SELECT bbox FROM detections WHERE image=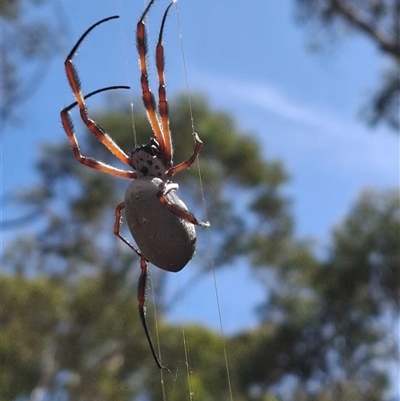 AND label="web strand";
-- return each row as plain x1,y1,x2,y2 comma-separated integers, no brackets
174,3,234,401
148,269,167,400
176,274,195,401
116,0,138,147
118,0,167,397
